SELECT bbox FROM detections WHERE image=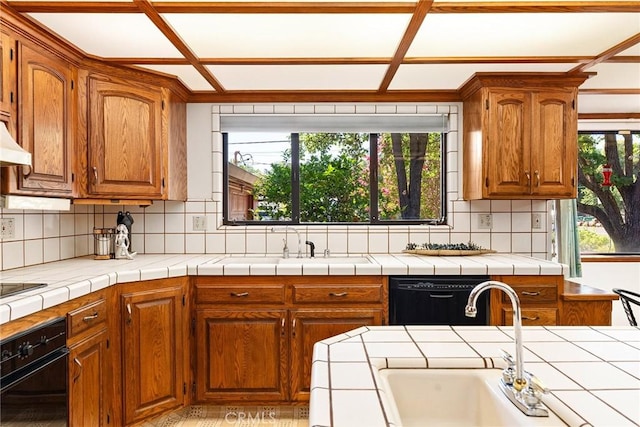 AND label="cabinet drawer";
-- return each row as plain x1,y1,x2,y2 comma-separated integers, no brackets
292,284,383,304
67,299,107,338
503,308,557,326
503,284,557,304
196,284,286,305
